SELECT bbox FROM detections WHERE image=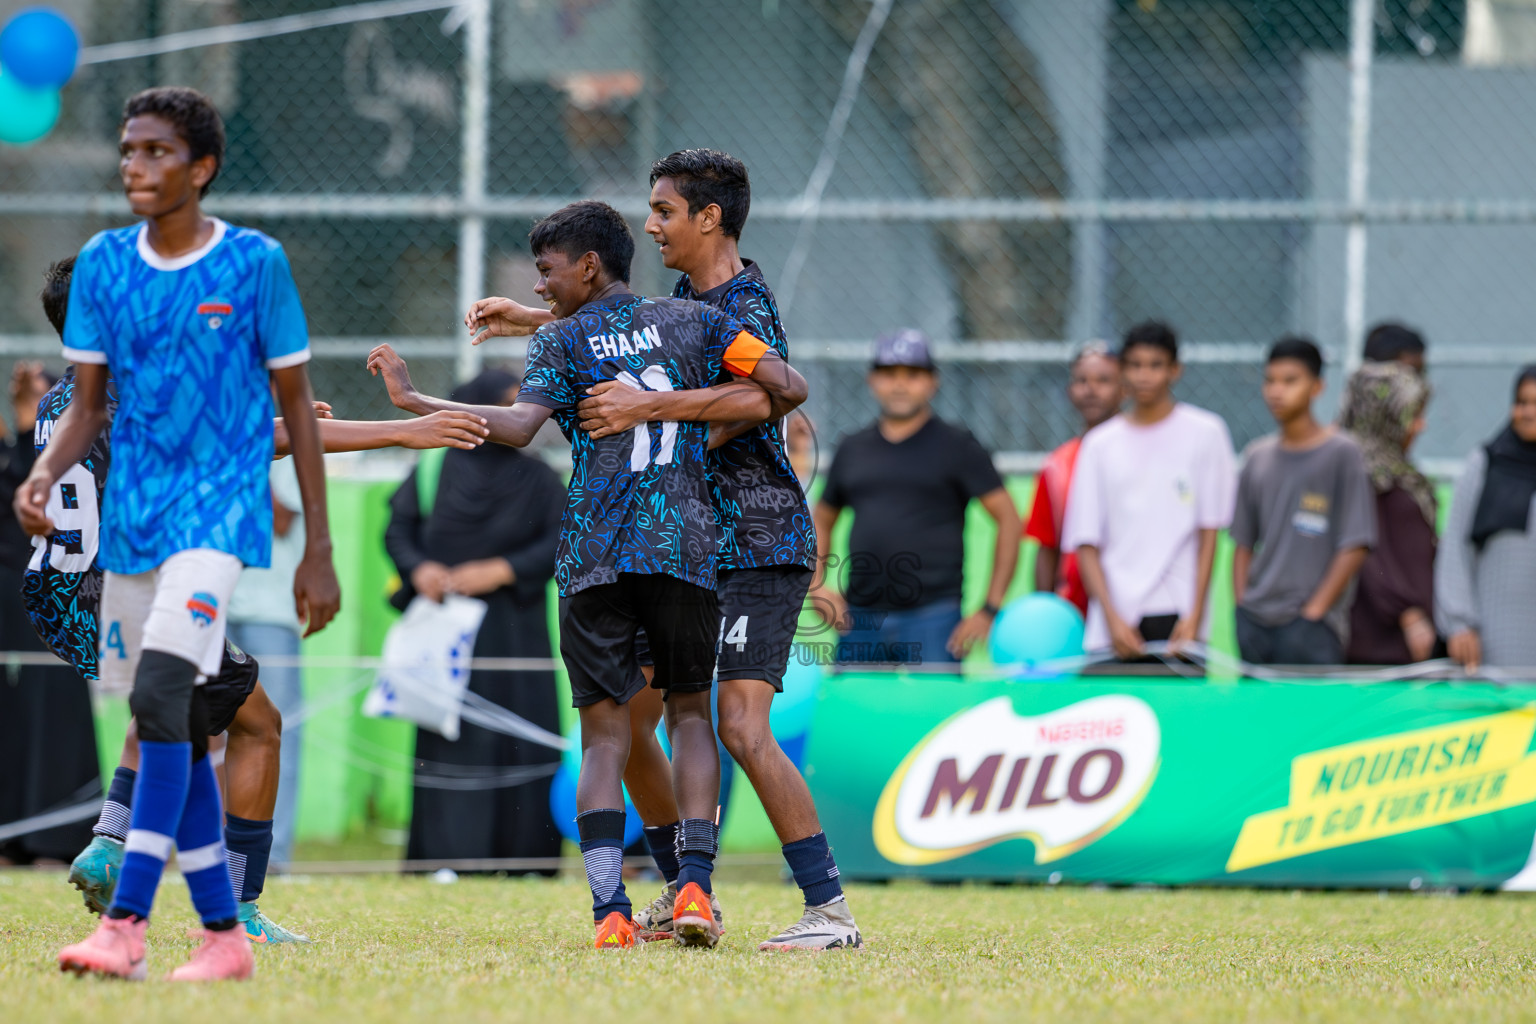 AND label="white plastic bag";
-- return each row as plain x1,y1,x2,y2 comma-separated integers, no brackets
363,594,488,740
